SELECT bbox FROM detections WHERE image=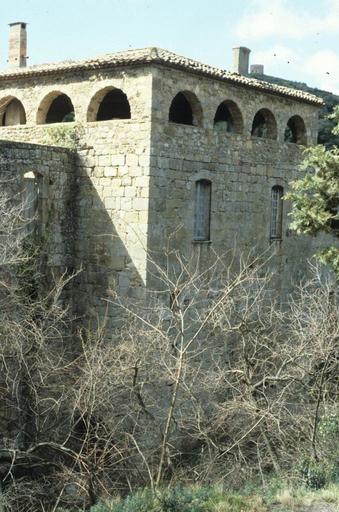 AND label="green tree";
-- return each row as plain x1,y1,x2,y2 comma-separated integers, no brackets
286,107,339,277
